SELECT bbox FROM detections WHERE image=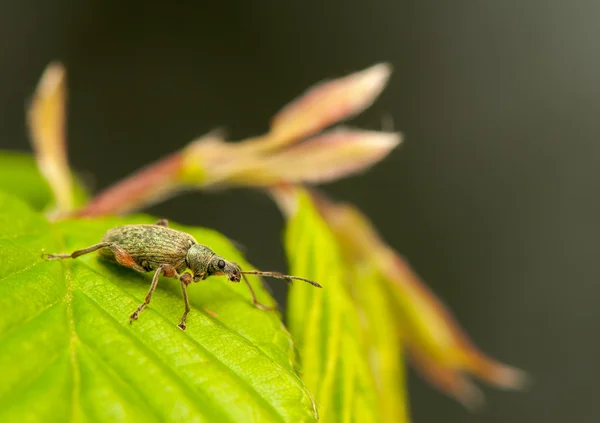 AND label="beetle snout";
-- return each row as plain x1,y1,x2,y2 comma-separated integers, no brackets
229,269,241,282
